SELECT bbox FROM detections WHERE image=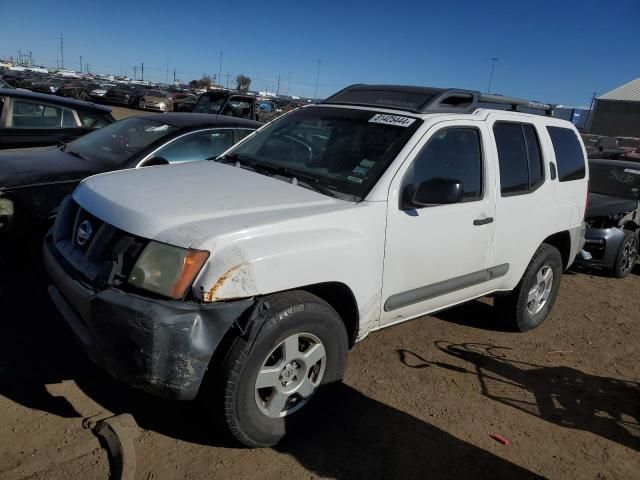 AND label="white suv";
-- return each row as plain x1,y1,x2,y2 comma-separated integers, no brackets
44,85,588,447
